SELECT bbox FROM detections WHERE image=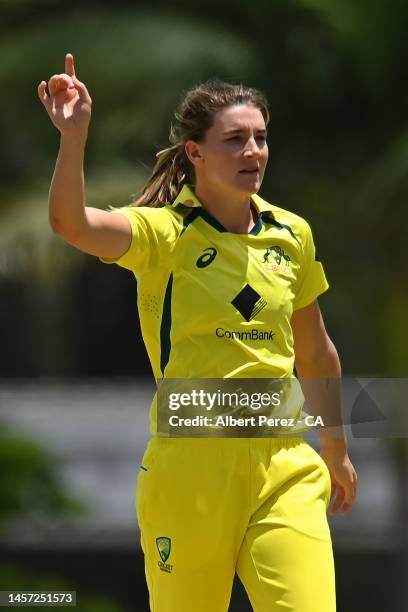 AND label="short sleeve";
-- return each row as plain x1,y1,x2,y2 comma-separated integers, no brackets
98,205,178,276
292,220,329,310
